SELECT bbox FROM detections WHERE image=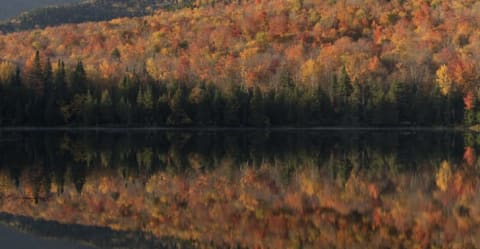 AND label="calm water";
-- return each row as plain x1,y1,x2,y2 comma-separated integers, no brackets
0,130,478,248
